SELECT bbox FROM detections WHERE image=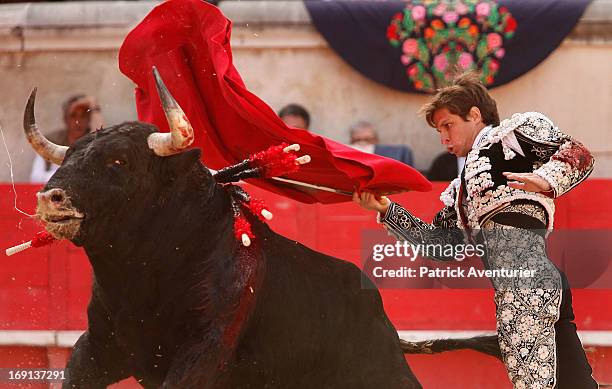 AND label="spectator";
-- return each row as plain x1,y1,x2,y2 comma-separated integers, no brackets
349,121,414,166
30,94,102,183
427,151,465,181
278,103,310,130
